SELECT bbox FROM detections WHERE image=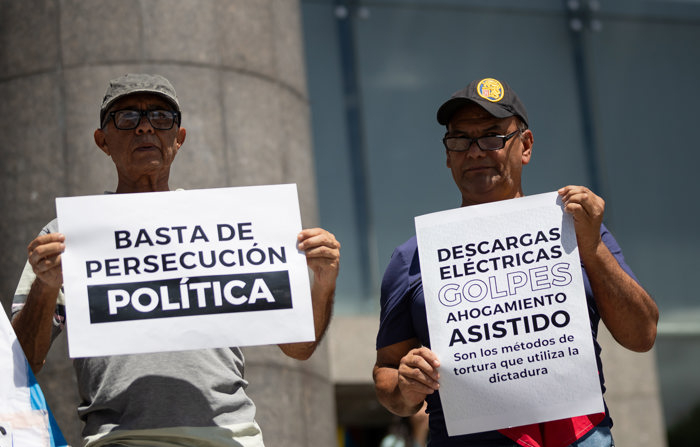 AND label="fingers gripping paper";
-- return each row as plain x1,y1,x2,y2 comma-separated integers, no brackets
414,192,603,436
